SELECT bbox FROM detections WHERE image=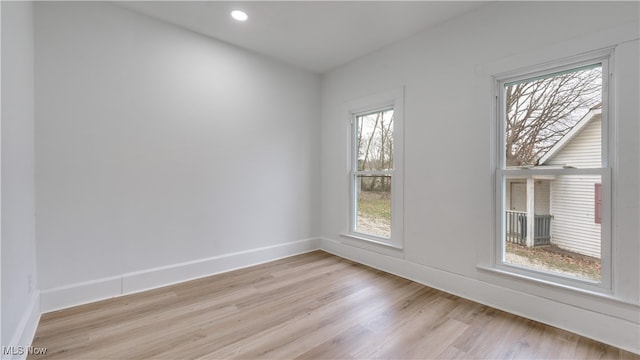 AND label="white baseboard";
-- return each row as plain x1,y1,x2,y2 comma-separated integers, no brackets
3,291,41,360
320,237,640,355
33,236,639,354
40,238,320,313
